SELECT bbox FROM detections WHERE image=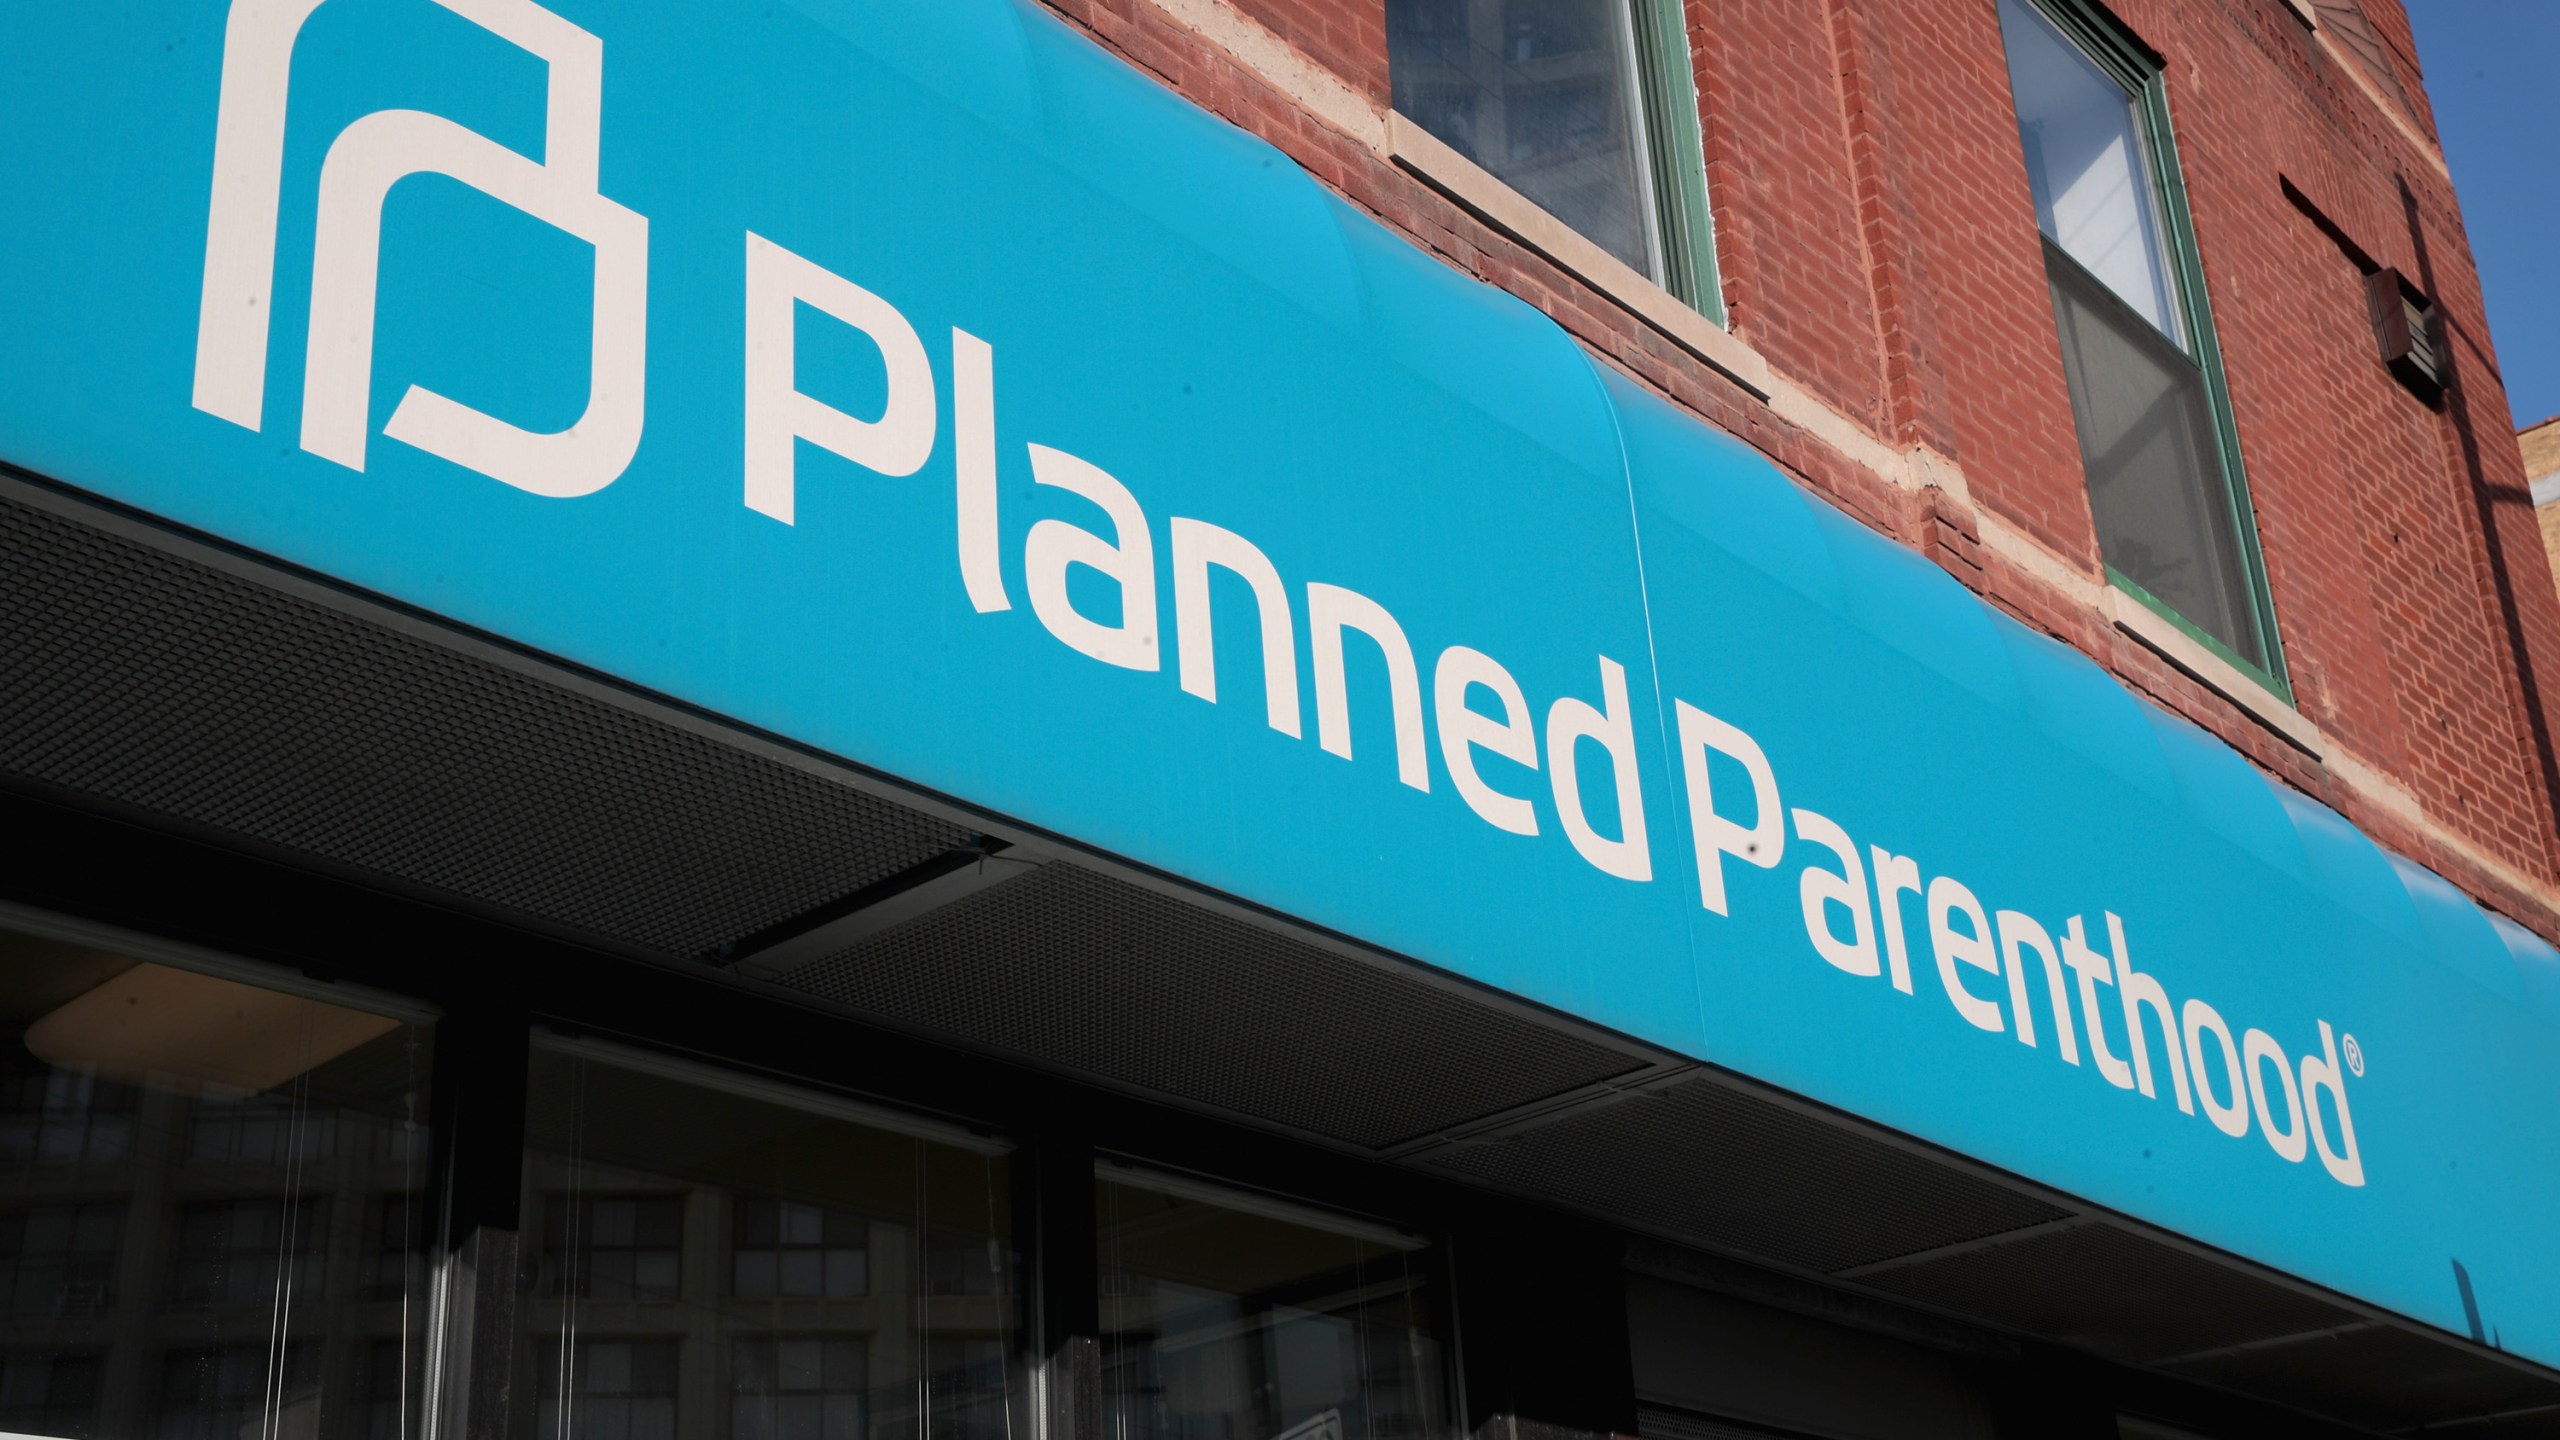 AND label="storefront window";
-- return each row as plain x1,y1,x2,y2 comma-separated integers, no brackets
0,920,435,1440
1097,1164,1445,1440
516,1043,1017,1440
